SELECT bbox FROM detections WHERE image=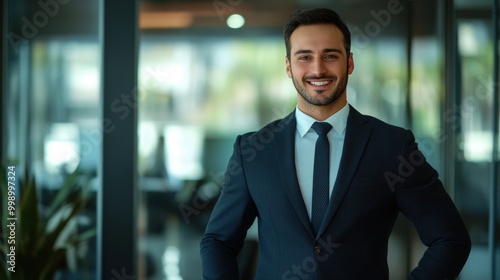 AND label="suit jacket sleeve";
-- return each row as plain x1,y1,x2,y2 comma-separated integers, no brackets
200,135,258,280
393,130,471,280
